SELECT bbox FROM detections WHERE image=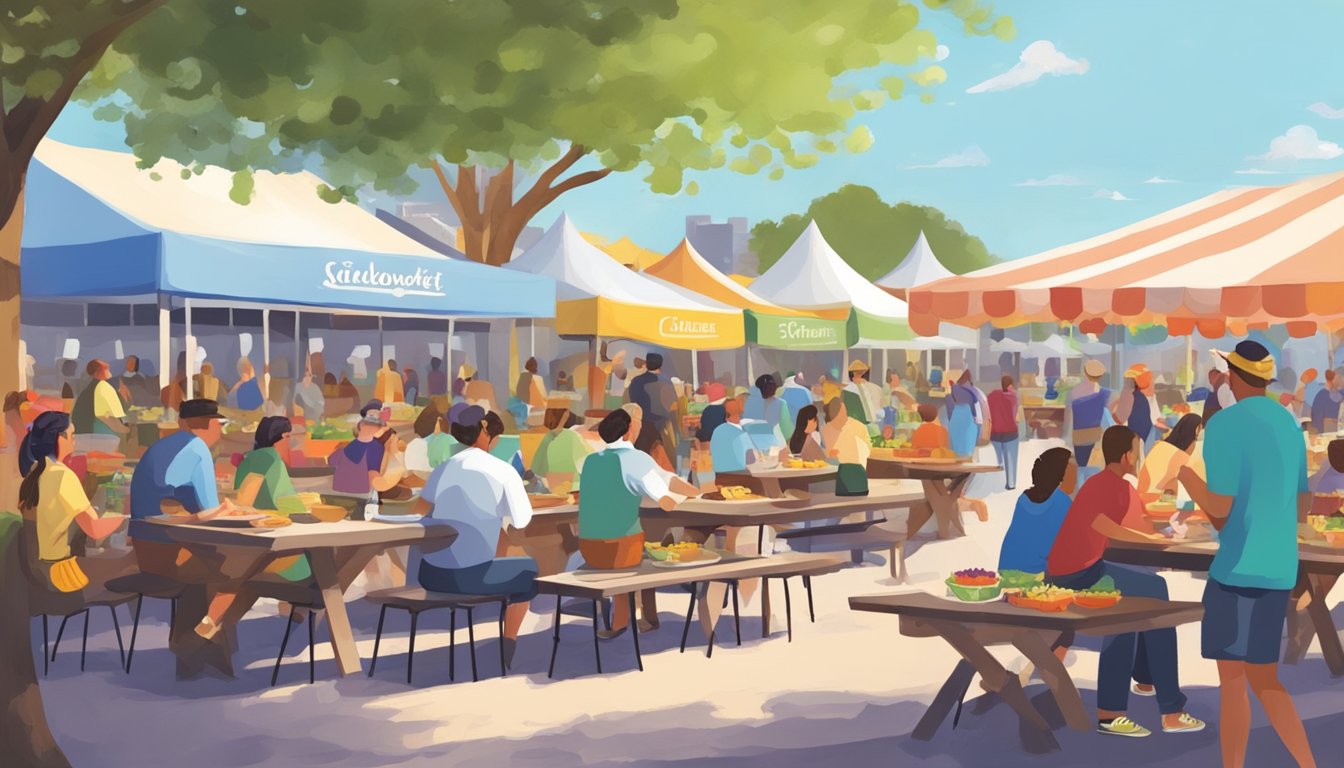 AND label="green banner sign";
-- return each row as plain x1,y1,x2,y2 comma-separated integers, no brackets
853,308,916,343
745,310,857,351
